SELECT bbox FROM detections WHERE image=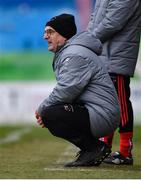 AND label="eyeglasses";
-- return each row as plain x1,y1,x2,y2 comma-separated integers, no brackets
44,28,56,36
